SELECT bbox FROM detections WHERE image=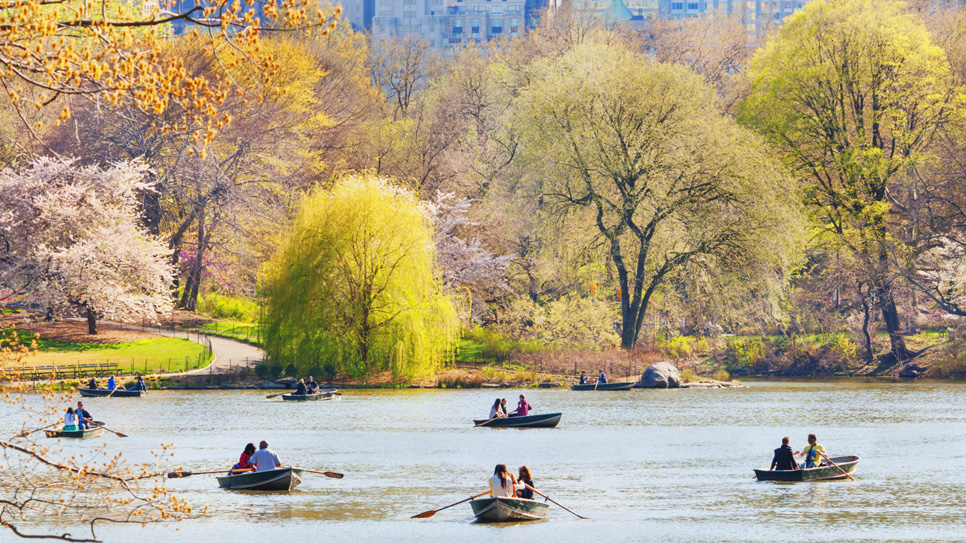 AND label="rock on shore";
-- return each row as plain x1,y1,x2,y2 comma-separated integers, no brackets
639,362,681,388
